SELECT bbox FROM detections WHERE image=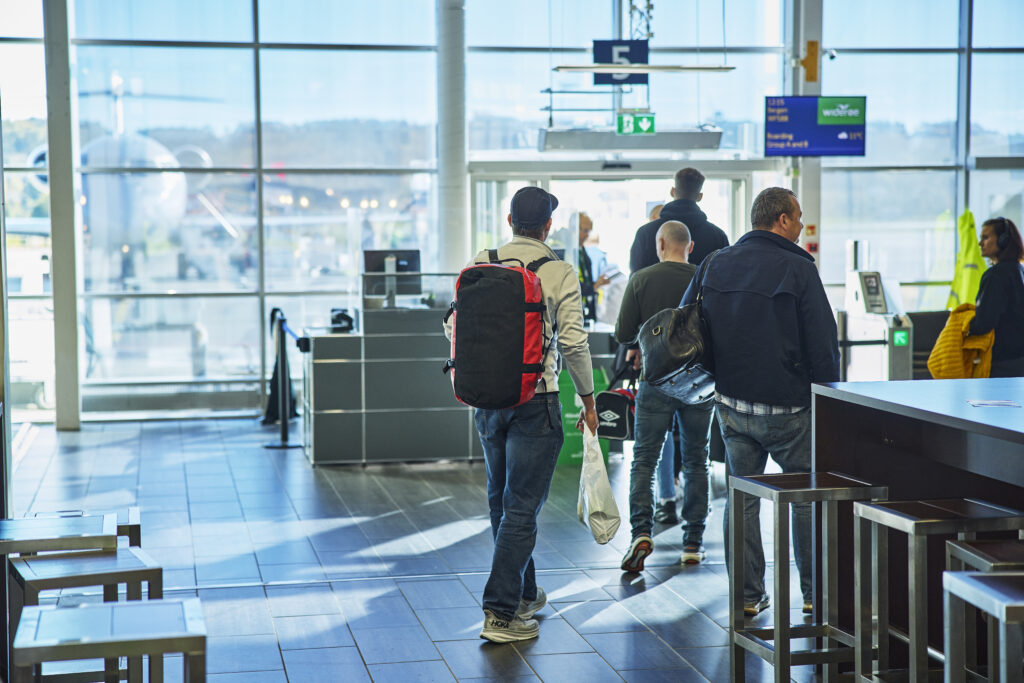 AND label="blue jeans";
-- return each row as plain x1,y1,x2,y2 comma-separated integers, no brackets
475,393,563,620
655,418,677,502
717,401,812,604
629,382,713,545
